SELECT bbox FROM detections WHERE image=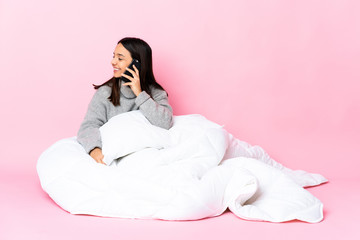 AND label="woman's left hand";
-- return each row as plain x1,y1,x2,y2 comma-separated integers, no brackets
122,65,142,96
